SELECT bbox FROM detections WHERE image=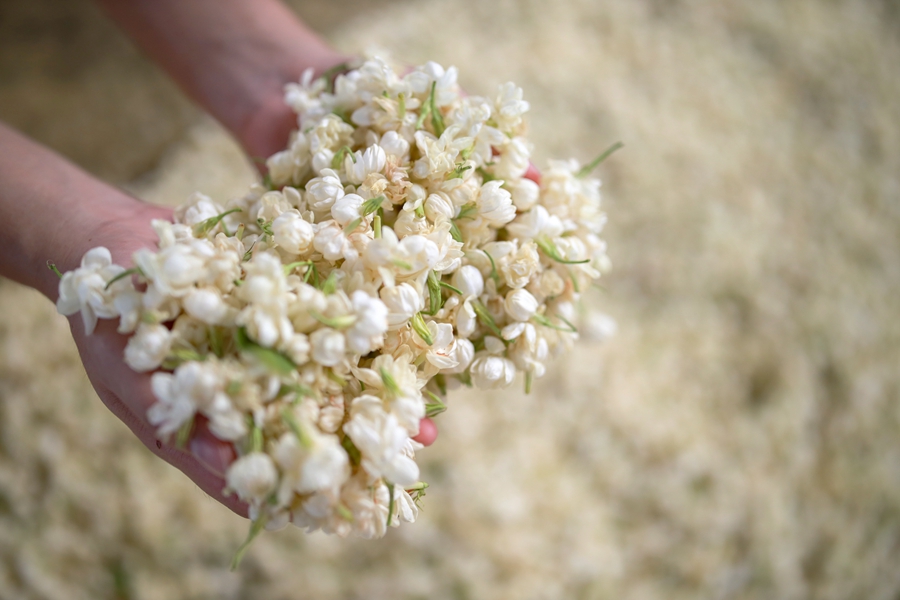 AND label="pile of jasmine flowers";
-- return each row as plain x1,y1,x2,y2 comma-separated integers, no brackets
55,56,615,557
